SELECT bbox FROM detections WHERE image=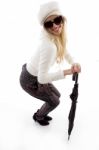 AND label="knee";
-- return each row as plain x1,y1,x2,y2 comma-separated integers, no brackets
51,98,60,108
56,99,60,106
